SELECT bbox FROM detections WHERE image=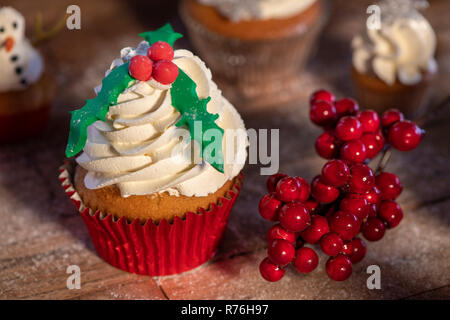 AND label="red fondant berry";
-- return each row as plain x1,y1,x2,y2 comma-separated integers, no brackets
304,198,319,213
268,239,295,266
148,41,174,61
278,201,311,232
321,159,350,187
375,172,403,200
311,176,340,204
294,177,311,202
356,110,380,133
310,100,338,127
340,140,367,163
326,255,353,281
381,109,404,128
152,60,179,84
388,120,423,151
315,131,341,159
300,215,330,244
349,238,367,264
348,163,375,193
334,98,360,117
260,257,285,282
339,193,369,222
362,217,386,241
266,173,288,193
267,224,297,245
341,241,353,256
360,133,384,159
379,200,403,228
335,116,363,141
320,232,344,256
329,211,360,241
129,55,153,81
276,177,301,202
293,247,319,274
258,193,282,221
310,89,335,105
364,186,382,207
367,203,378,217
